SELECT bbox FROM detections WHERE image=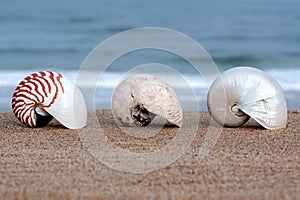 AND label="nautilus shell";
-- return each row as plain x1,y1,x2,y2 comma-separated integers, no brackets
12,71,87,129
207,67,287,129
112,74,183,127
